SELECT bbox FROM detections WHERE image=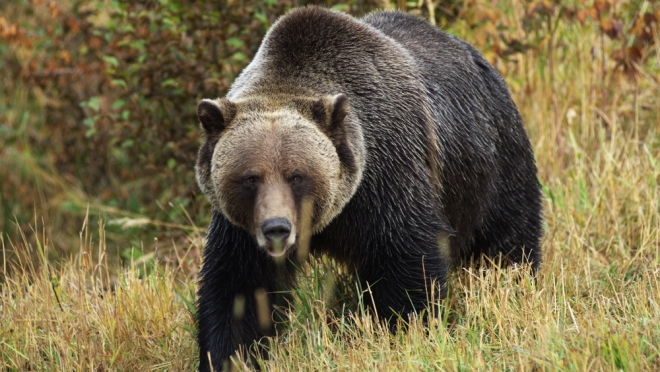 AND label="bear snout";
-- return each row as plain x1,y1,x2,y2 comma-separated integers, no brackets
261,218,292,243
253,182,298,257
257,217,296,258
